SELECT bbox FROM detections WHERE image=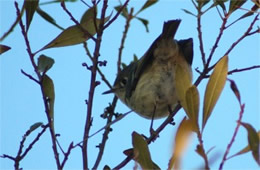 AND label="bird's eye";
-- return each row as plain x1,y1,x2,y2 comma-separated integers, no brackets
120,77,127,87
